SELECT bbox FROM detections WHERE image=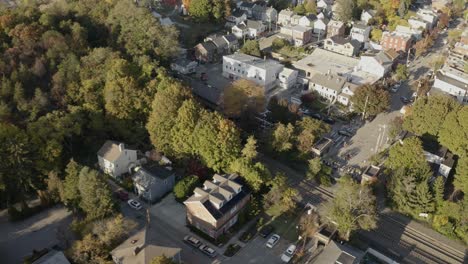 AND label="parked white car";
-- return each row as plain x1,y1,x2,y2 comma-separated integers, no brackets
281,244,297,262
127,199,142,210
266,234,280,248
